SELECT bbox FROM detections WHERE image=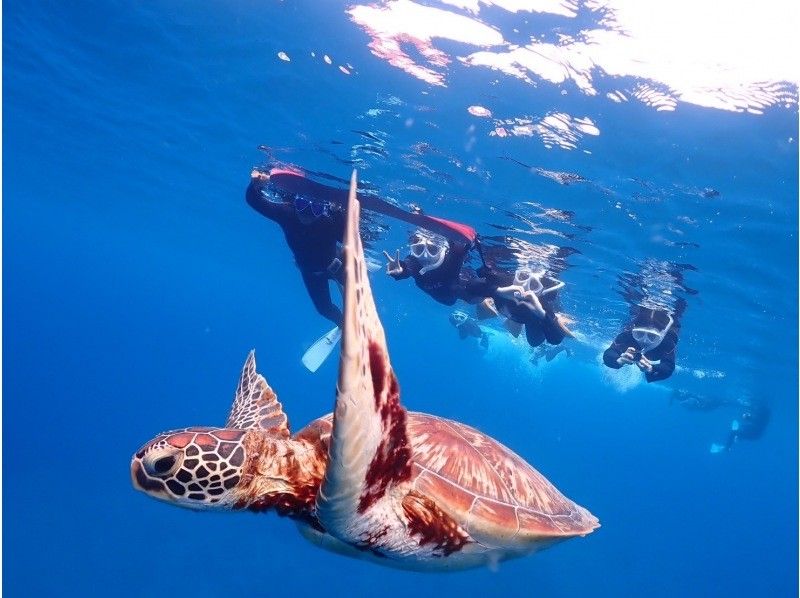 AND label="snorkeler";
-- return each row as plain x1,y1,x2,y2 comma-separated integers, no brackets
384,232,573,350
710,399,770,454
384,230,479,306
478,265,573,348
603,261,695,382
449,309,489,348
602,305,682,383
246,169,345,327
